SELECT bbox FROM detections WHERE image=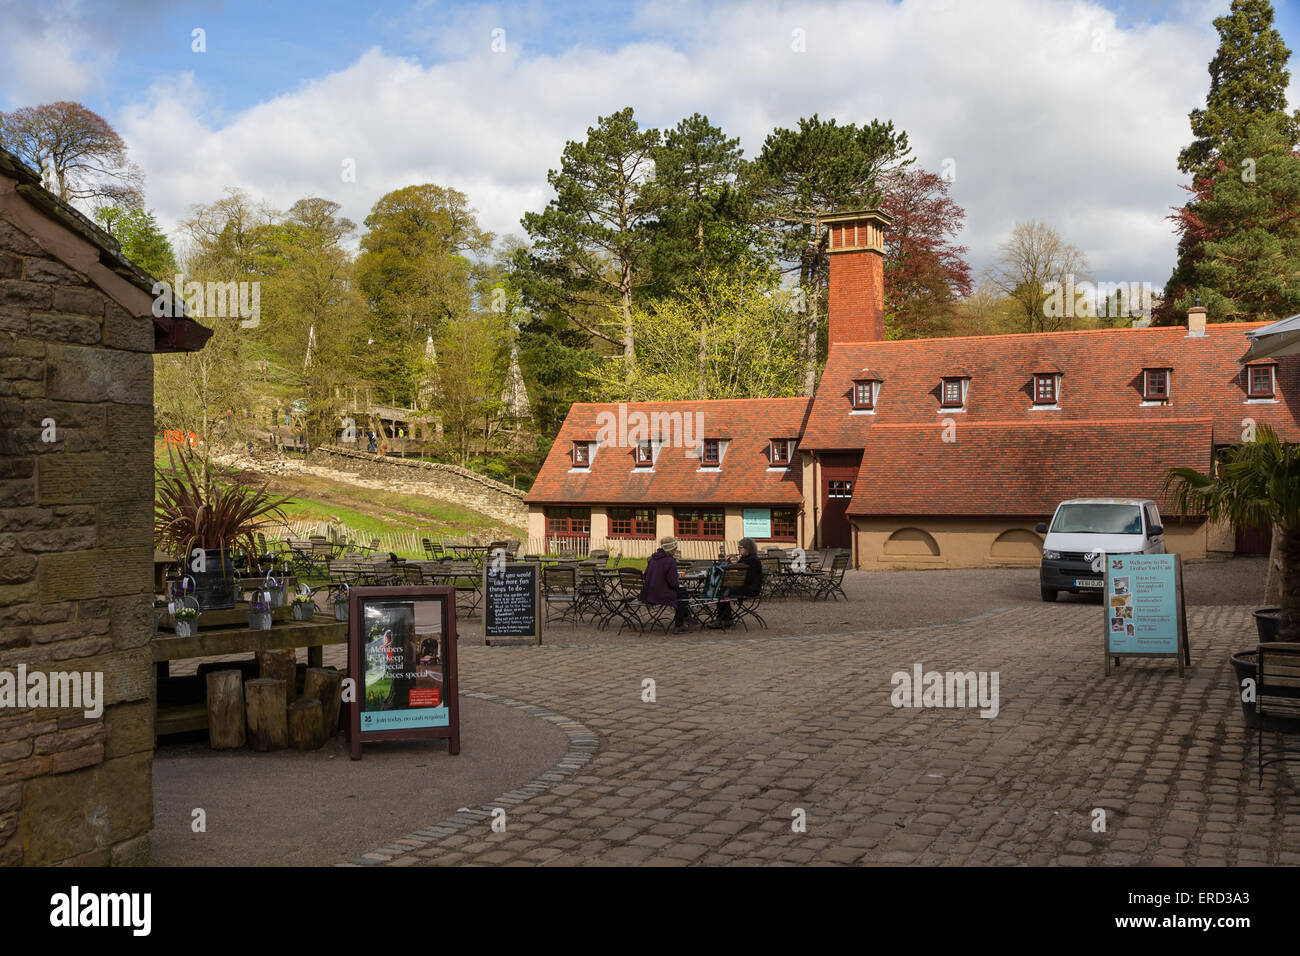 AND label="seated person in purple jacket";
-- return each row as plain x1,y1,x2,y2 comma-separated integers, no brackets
639,536,691,633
